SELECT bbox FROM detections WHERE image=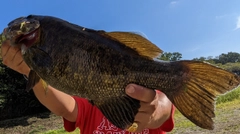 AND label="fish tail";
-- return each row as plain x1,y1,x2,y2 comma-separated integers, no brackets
159,61,240,130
